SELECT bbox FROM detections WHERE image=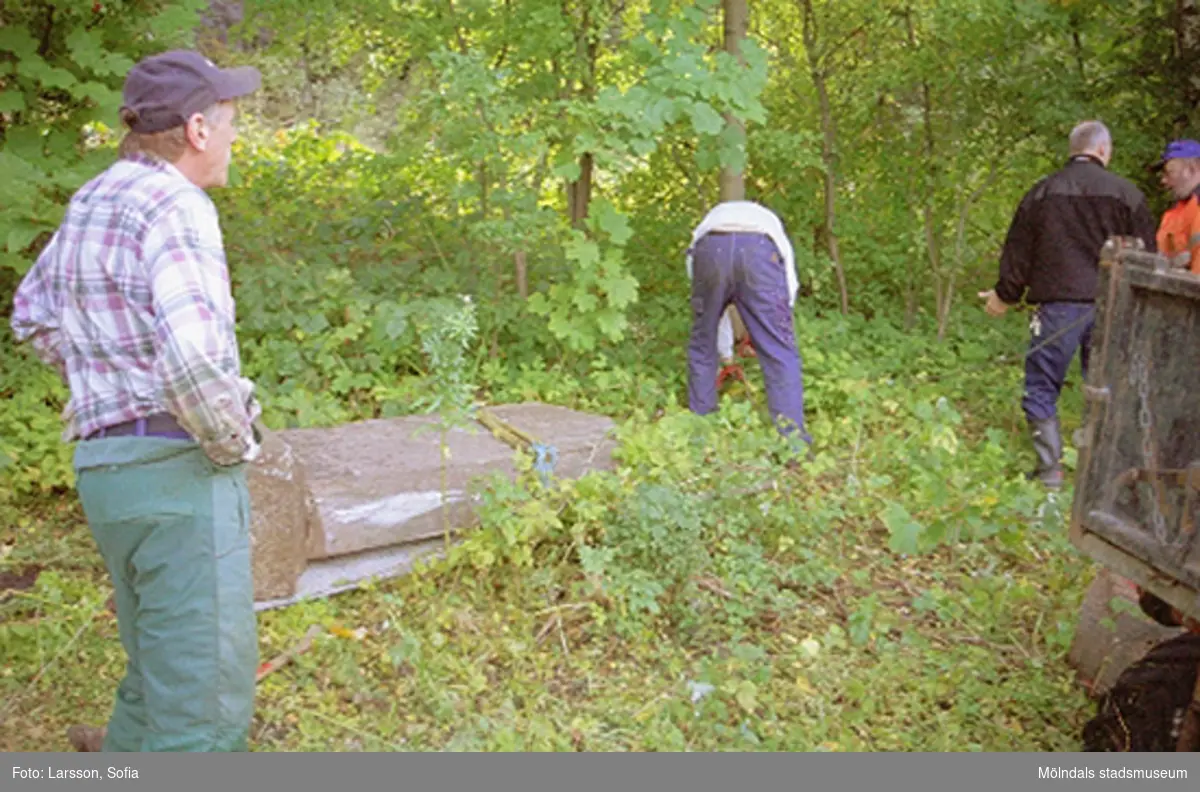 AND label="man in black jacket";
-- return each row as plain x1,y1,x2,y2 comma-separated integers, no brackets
980,120,1157,488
